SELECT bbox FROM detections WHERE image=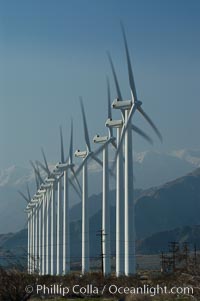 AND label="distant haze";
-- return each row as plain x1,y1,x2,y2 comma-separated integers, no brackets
0,148,199,234
0,0,200,168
